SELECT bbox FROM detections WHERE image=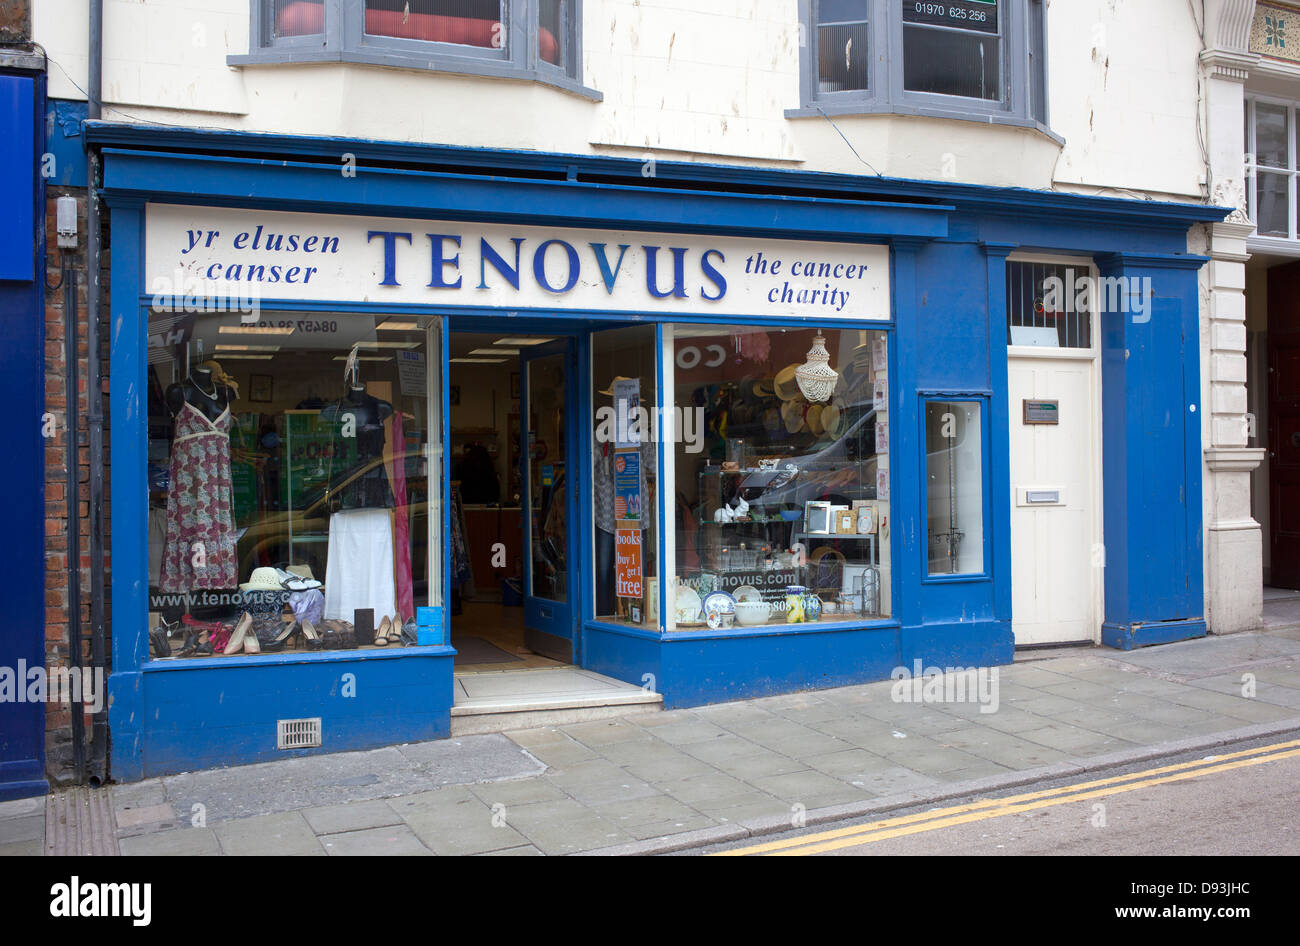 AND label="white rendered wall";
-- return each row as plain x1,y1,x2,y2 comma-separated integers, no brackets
33,0,1207,197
